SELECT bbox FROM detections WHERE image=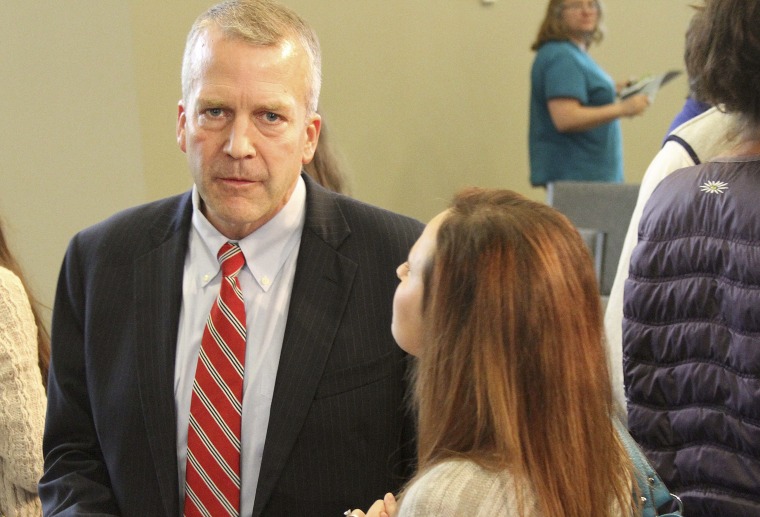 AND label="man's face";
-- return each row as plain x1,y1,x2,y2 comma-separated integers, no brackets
177,26,321,240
